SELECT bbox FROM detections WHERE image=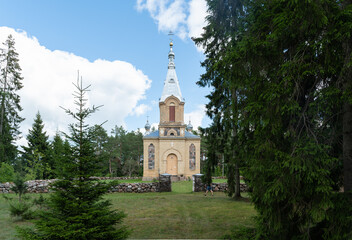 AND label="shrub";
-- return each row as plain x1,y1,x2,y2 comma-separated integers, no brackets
0,162,15,183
